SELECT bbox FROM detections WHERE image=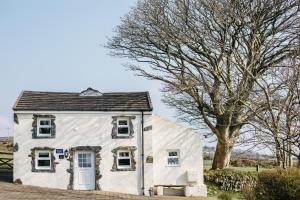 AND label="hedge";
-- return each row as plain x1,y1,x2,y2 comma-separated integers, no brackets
204,169,257,192
254,168,300,200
